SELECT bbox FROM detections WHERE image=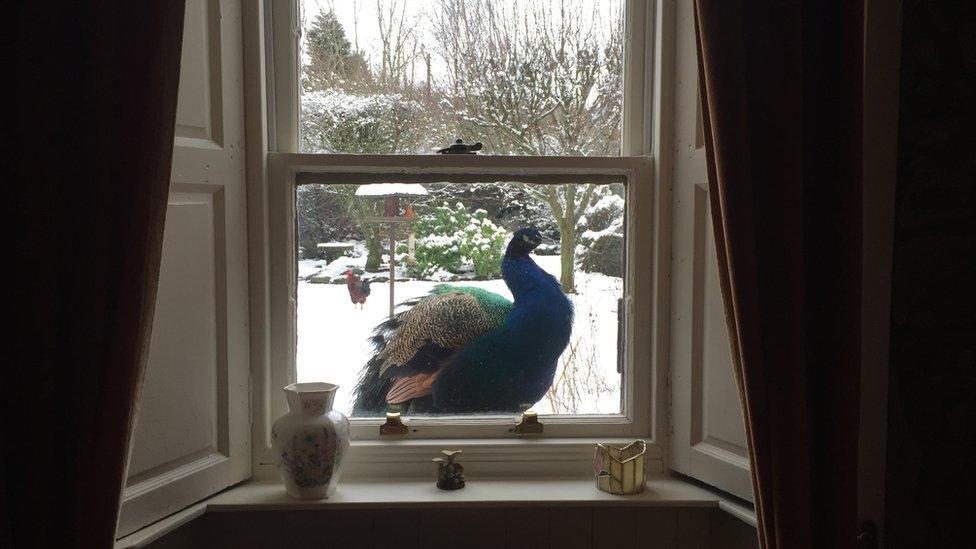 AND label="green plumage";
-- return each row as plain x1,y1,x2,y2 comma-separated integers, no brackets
430,284,513,327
